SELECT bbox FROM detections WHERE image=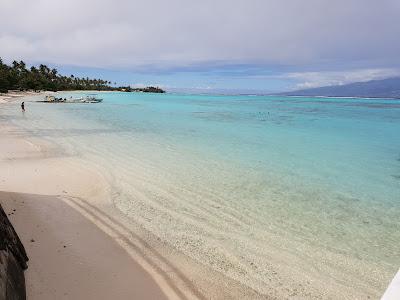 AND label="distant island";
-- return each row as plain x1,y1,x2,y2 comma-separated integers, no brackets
280,77,400,99
0,58,165,94
118,86,165,93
